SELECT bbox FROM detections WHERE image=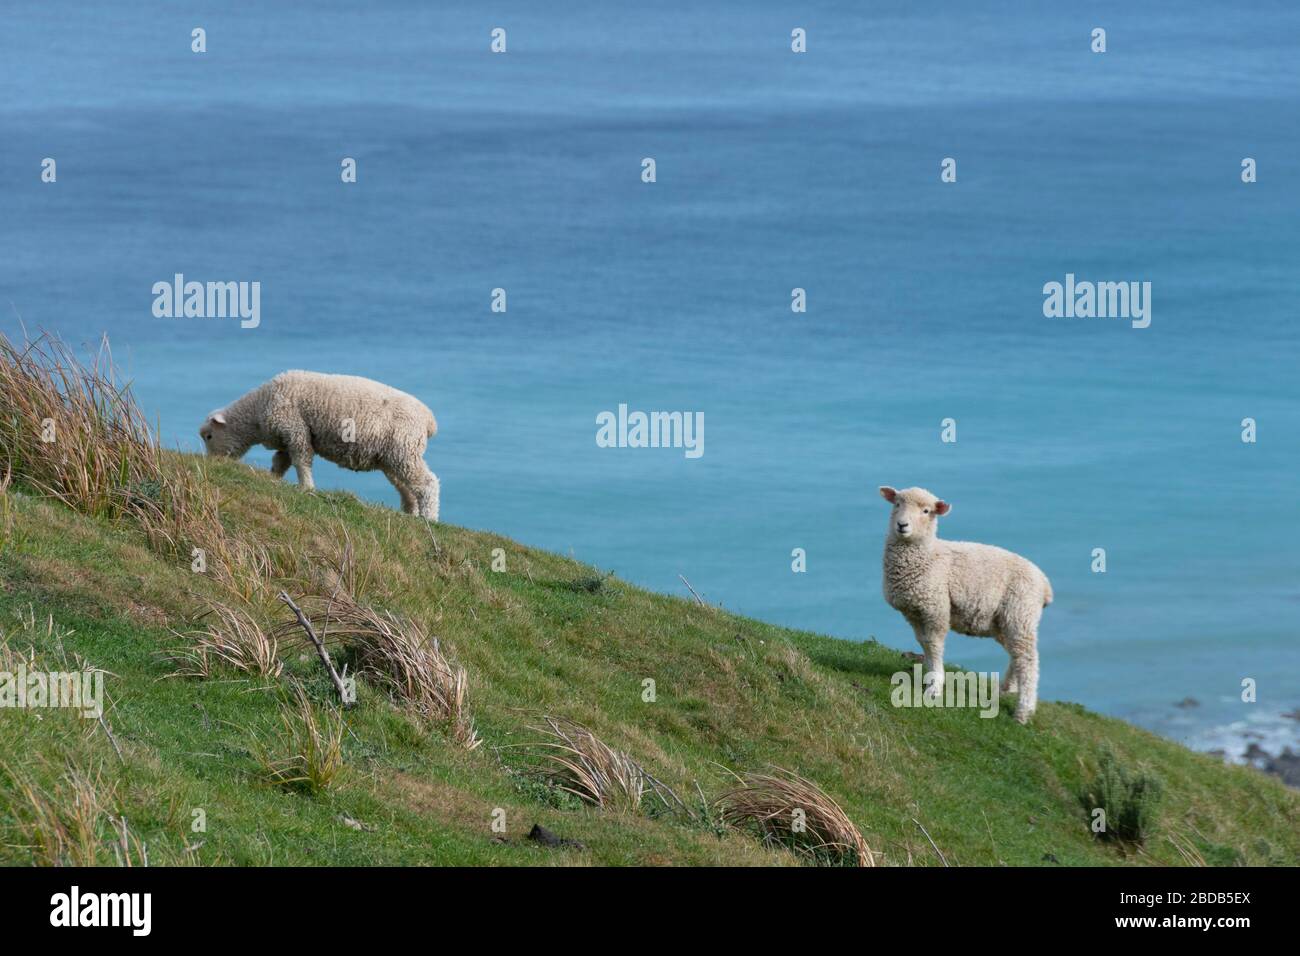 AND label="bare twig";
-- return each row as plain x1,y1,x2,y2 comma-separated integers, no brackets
278,591,351,707
678,574,707,607
913,817,949,867
97,714,125,763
